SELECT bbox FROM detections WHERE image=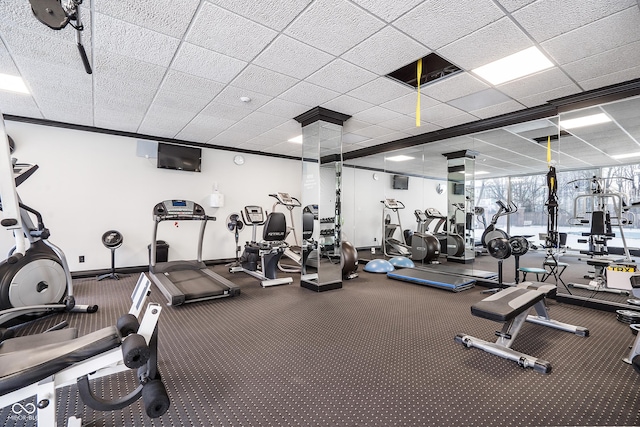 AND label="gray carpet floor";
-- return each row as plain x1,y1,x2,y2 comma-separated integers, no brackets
1,259,640,426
